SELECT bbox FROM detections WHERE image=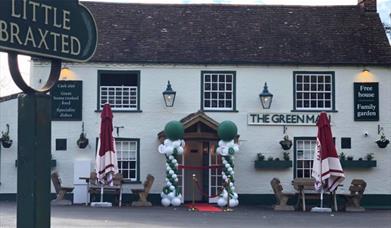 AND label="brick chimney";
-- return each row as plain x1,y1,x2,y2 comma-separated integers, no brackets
358,0,377,12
